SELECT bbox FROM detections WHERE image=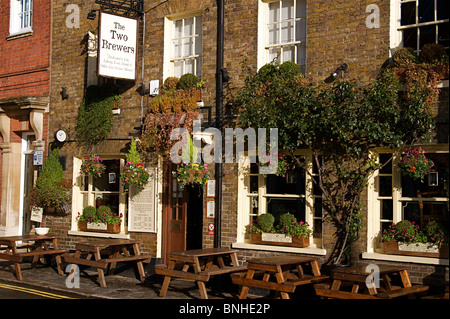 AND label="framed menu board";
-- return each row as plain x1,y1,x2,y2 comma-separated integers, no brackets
128,167,157,232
